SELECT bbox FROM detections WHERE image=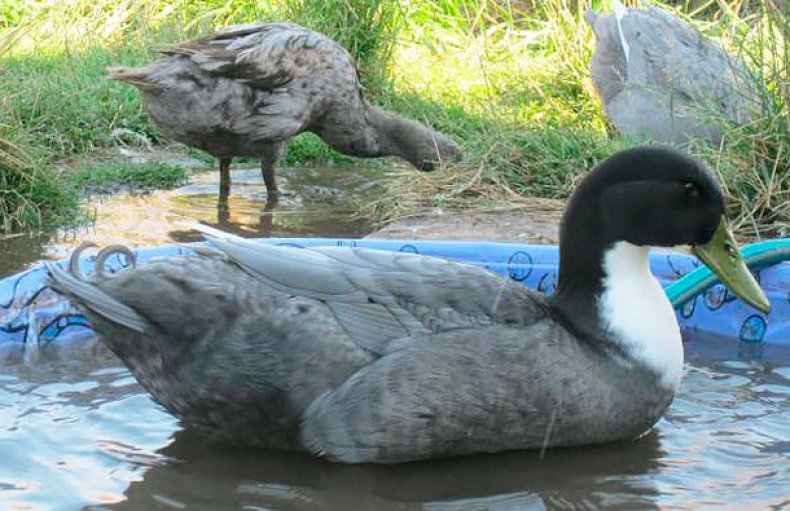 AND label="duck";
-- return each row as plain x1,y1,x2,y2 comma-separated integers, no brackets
586,1,759,145
107,22,463,198
46,146,769,464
